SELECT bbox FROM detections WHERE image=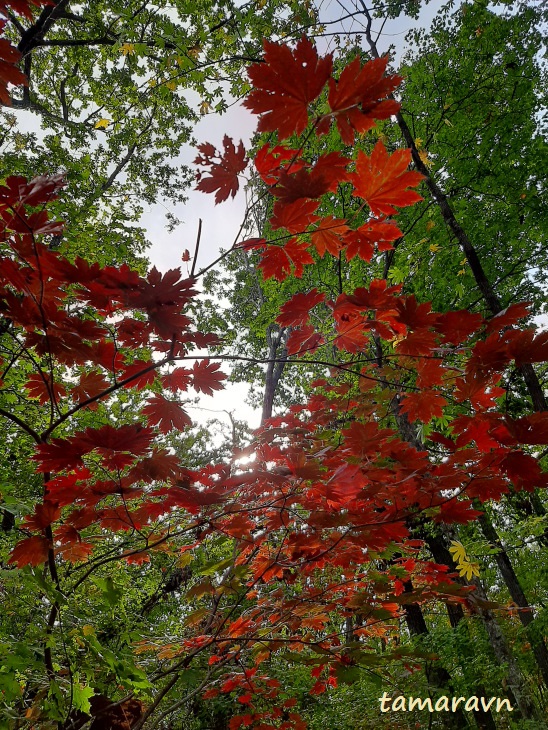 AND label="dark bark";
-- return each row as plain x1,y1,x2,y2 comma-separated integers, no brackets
470,577,539,721
477,511,548,687
18,0,73,56
261,324,288,423
391,400,531,723
402,581,471,728
358,2,547,414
